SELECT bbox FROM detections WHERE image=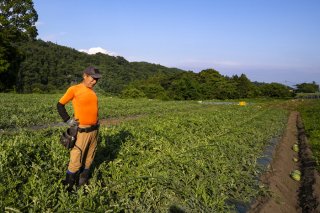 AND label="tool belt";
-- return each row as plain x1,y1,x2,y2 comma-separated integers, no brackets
78,124,100,133
60,124,99,149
